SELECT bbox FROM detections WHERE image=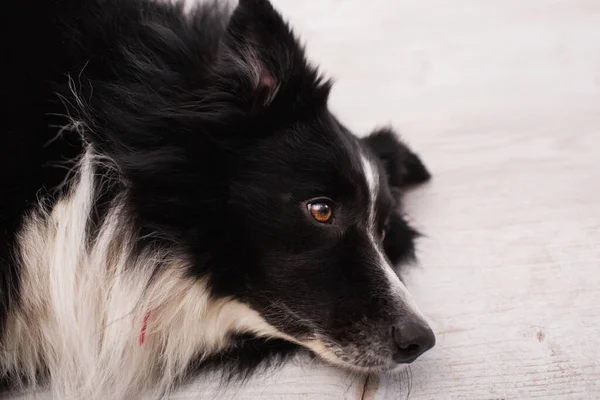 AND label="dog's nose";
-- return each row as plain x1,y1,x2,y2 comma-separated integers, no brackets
392,318,436,363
